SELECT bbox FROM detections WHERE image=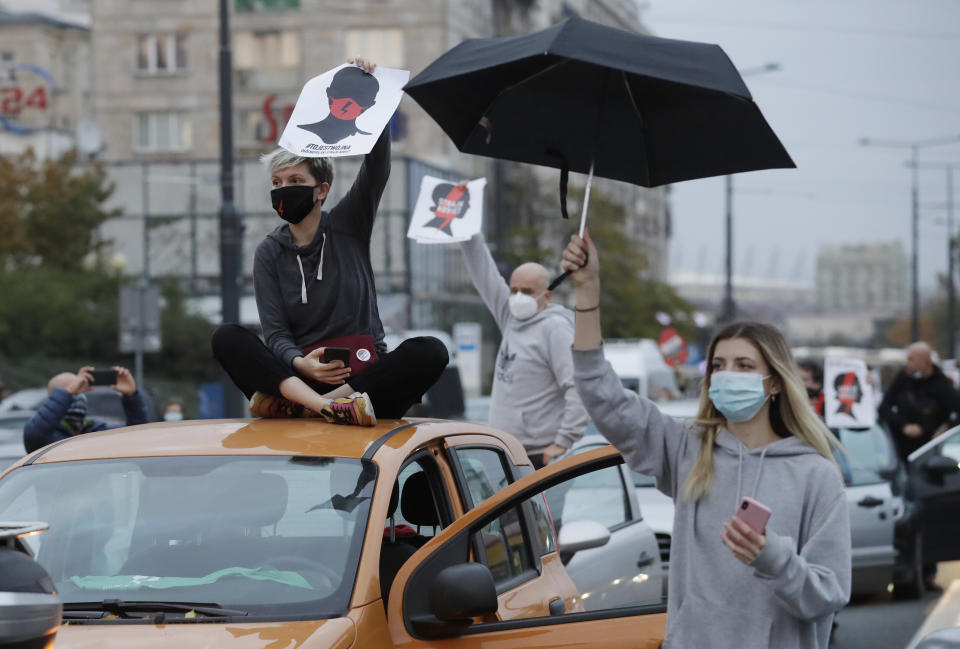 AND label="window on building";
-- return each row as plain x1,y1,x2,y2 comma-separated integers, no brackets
134,112,191,153
344,28,404,67
136,34,187,74
235,0,299,11
234,30,300,70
